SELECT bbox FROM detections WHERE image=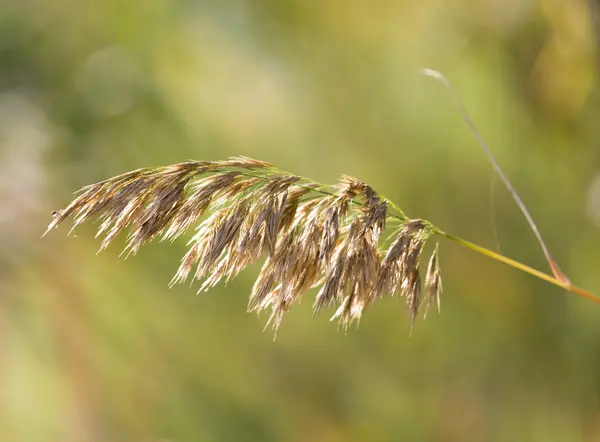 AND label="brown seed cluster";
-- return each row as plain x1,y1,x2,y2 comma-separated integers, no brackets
45,157,443,332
